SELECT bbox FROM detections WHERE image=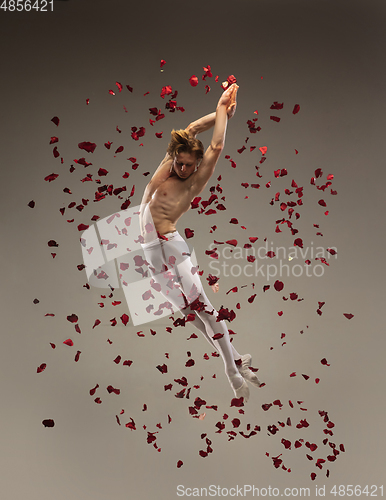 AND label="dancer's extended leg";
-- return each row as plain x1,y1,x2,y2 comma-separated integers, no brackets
141,232,249,400
185,290,249,400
